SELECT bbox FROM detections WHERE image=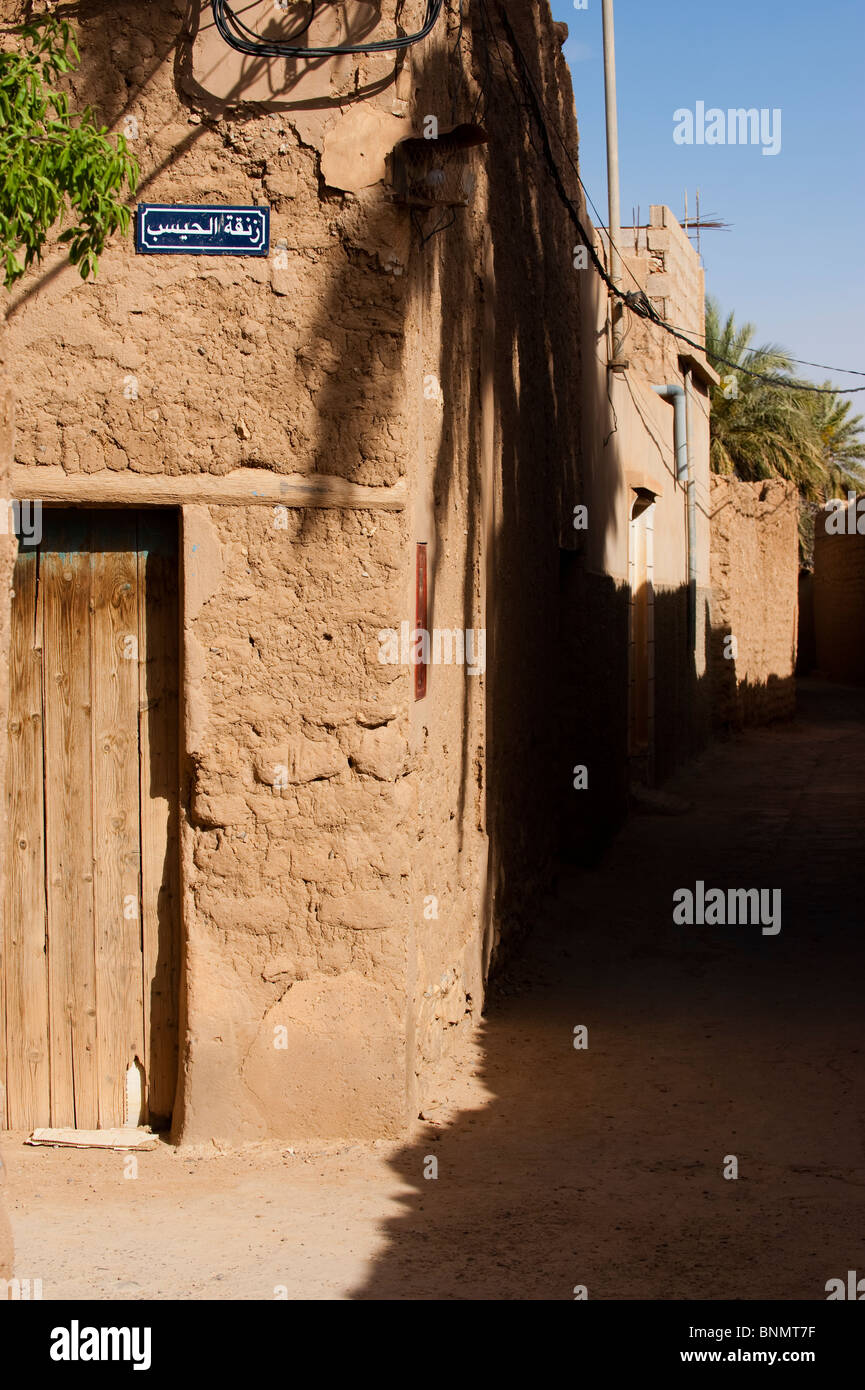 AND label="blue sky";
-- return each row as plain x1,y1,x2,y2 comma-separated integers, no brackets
549,0,865,393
